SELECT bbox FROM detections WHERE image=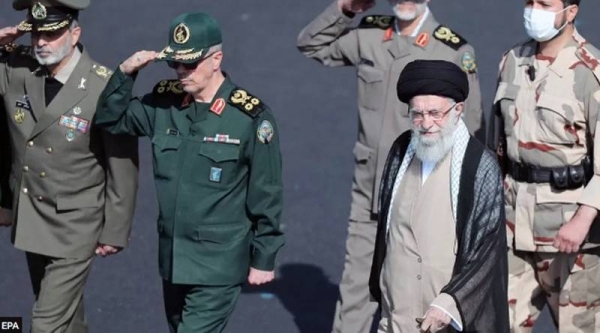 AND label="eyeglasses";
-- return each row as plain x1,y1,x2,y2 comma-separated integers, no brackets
409,104,456,122
167,60,200,70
